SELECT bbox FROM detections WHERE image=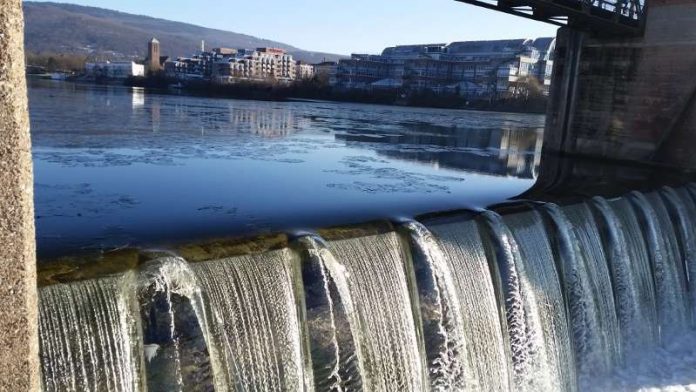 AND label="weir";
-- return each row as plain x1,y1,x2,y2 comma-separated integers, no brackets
35,183,696,391
2,0,696,388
